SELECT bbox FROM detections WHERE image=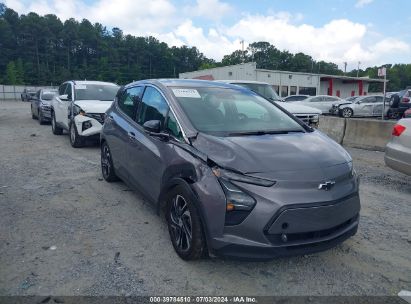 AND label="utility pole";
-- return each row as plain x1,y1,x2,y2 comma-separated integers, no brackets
344,62,347,75
357,61,361,78
379,67,387,120
240,40,245,63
